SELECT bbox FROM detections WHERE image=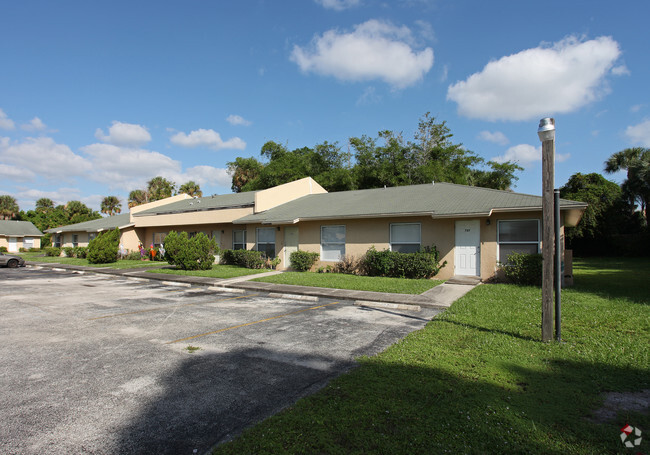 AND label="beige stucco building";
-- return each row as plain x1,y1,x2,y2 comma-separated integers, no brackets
0,220,43,252
47,177,586,281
